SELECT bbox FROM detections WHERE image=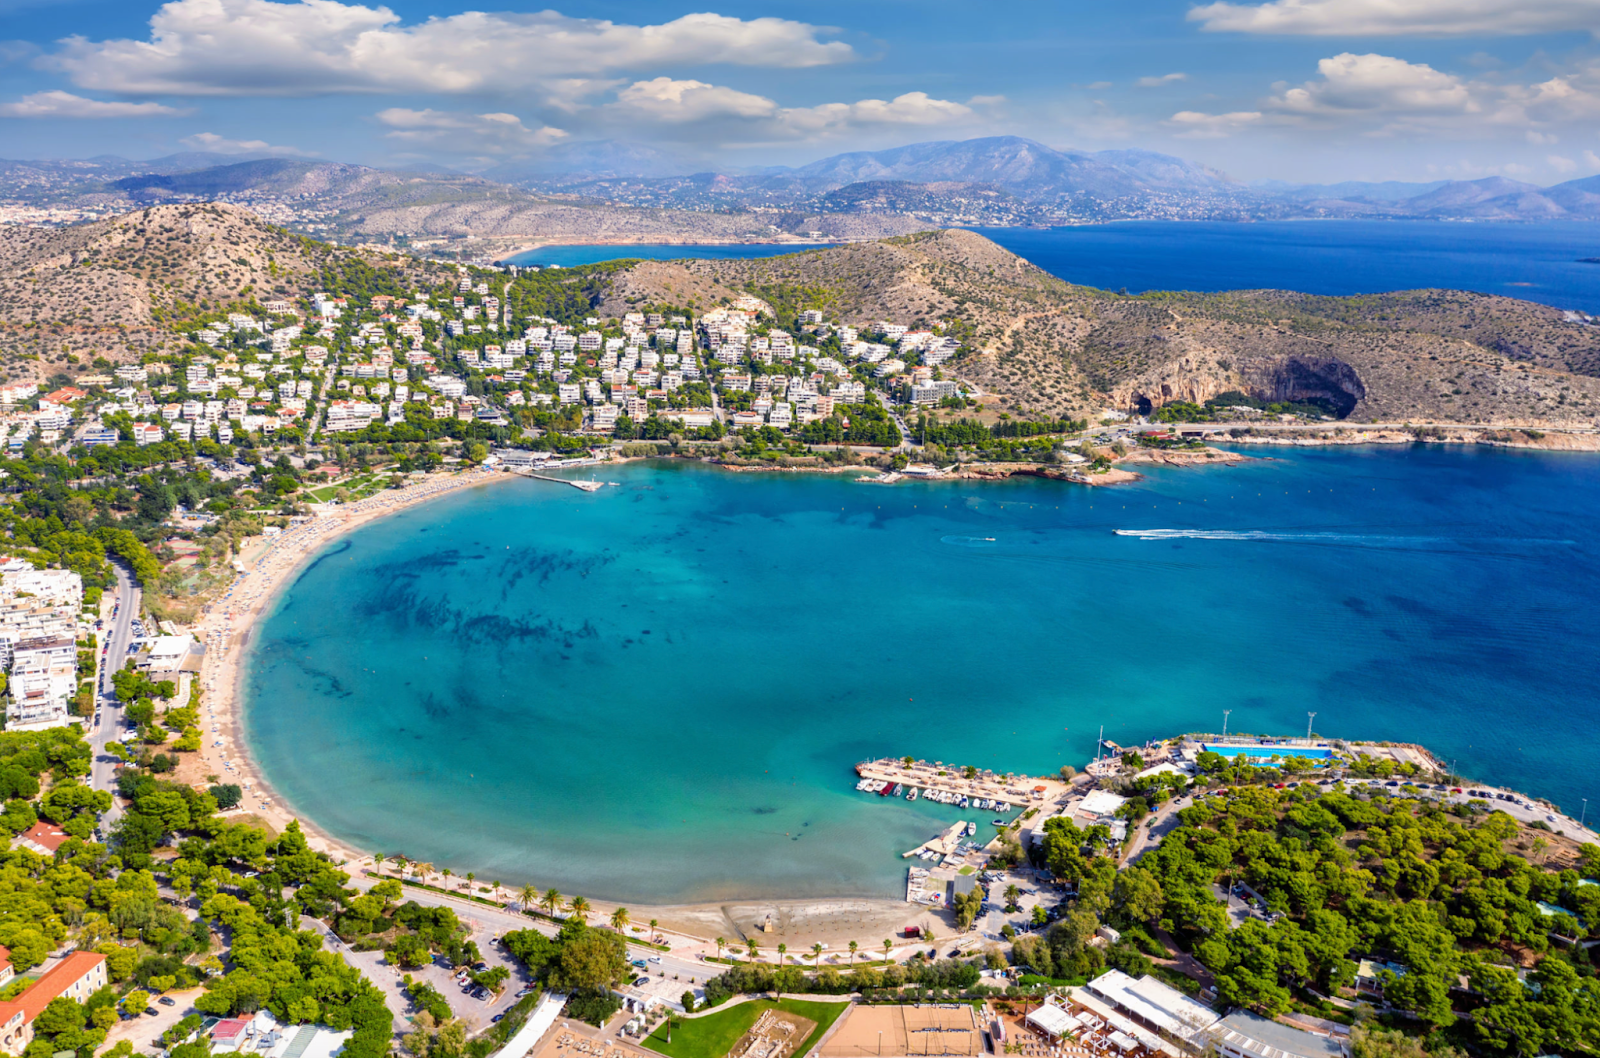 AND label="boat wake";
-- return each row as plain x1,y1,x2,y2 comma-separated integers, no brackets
1114,528,1576,551
941,535,1000,547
